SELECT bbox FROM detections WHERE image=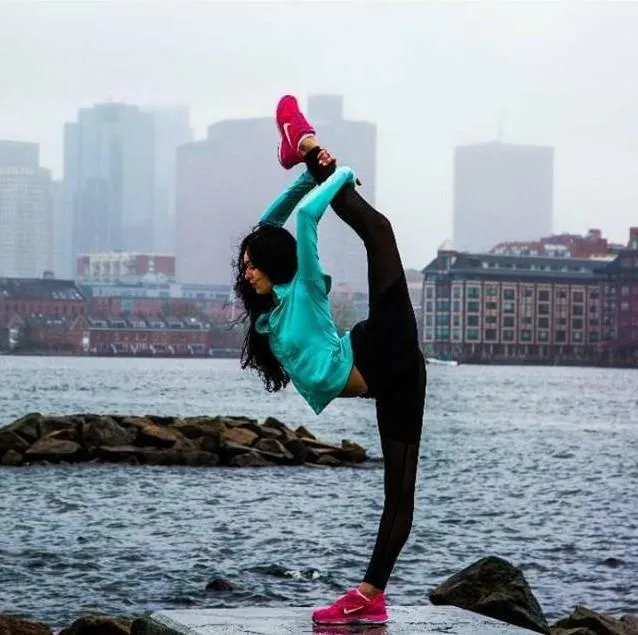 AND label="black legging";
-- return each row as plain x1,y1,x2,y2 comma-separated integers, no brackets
304,148,427,591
